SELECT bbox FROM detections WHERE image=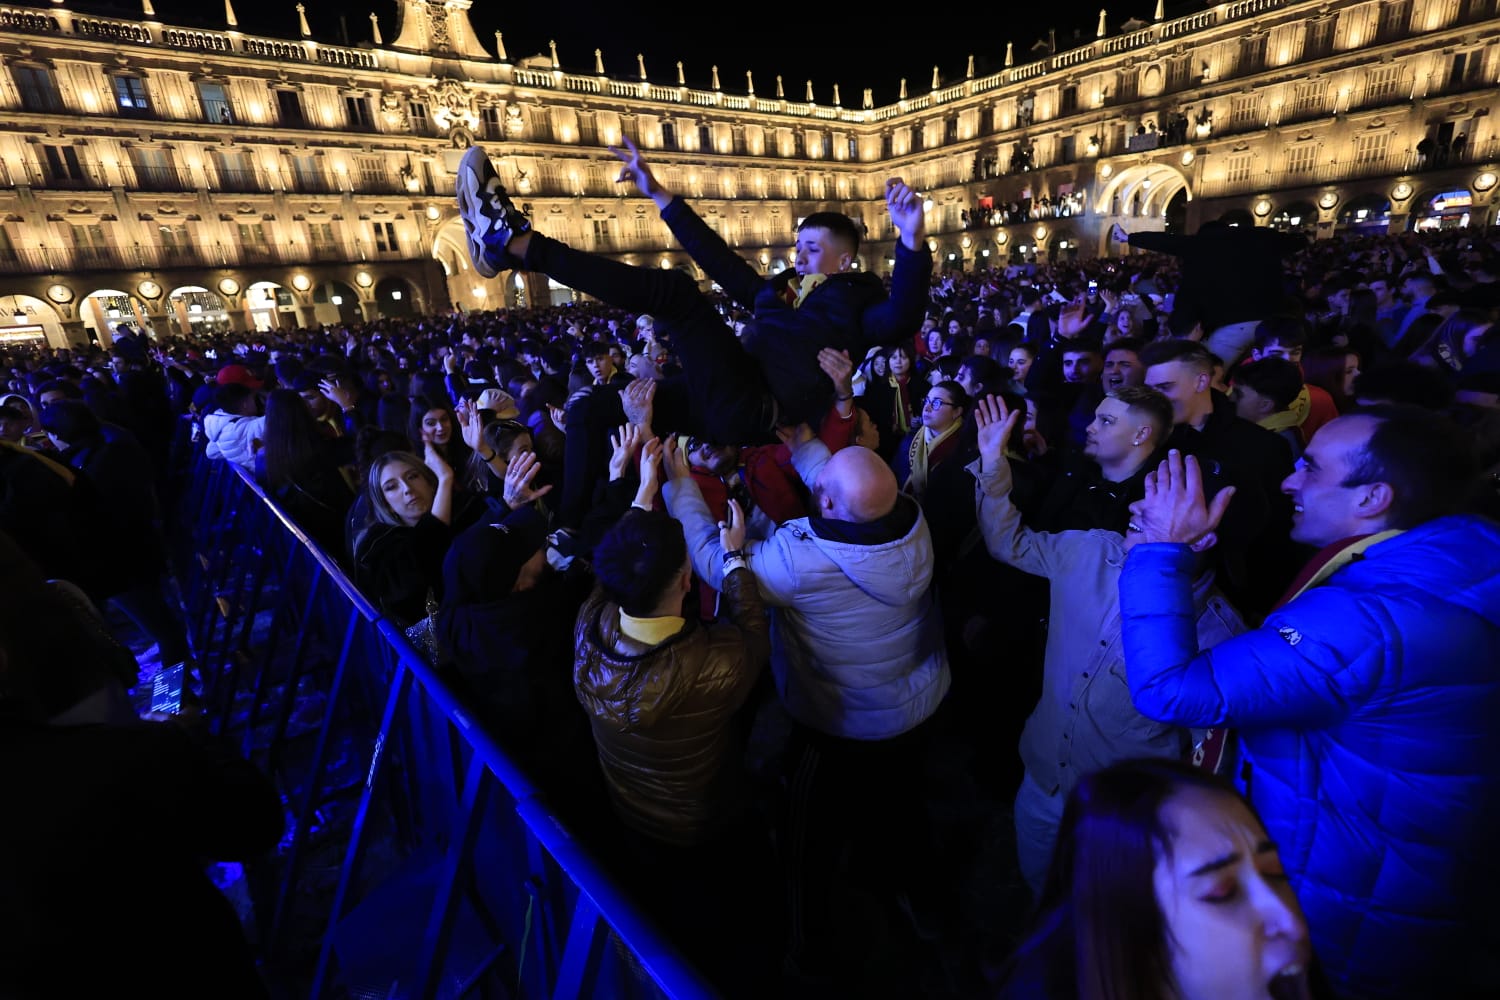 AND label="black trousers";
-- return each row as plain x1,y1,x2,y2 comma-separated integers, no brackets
523,233,774,445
